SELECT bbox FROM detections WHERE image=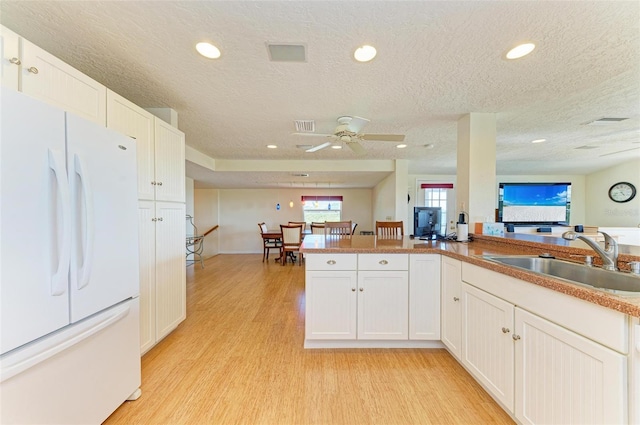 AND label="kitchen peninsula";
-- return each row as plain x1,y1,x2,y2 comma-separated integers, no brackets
300,234,640,424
